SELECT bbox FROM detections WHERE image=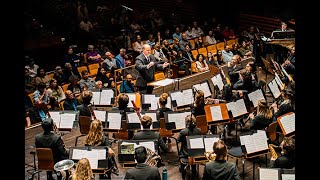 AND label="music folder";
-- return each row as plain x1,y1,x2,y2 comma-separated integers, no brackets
226,98,248,119
277,112,295,137
192,80,212,98
239,130,269,158
169,88,194,108
69,146,108,169
118,140,157,163
91,88,115,106
258,168,295,180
